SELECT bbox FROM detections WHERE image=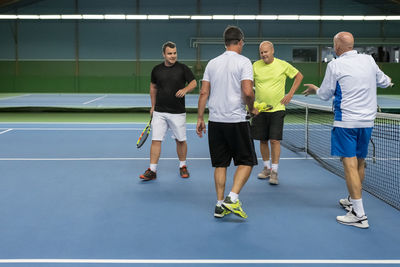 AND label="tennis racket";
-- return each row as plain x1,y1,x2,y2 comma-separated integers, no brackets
246,104,273,121
136,117,152,148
